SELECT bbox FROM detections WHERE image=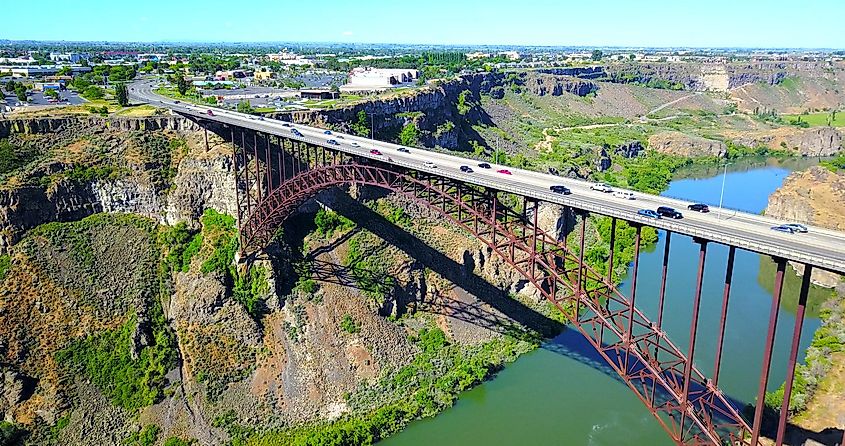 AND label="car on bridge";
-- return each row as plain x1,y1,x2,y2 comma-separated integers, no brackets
206,109,214,116
656,206,683,219
771,225,797,234
783,223,808,233
291,129,302,137
550,185,571,194
687,203,710,213
497,169,512,175
336,135,344,139
174,100,181,104
281,123,291,127
351,142,360,147
324,130,332,135
638,209,661,219
424,161,437,168
398,147,410,153
460,165,474,173
613,191,635,200
370,149,382,156
590,183,613,193
478,162,491,169
327,139,339,145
